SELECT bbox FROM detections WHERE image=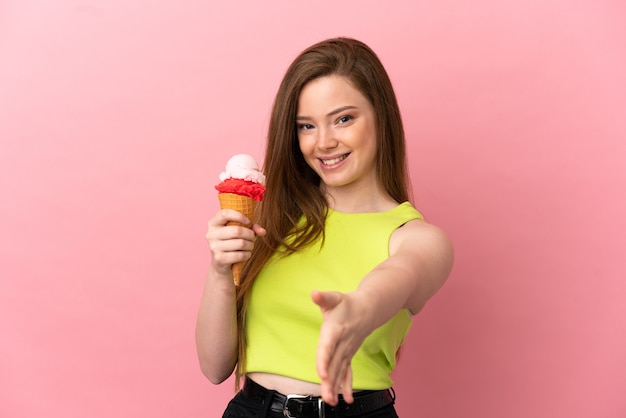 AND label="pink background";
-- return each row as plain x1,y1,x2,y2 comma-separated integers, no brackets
1,1,625,417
